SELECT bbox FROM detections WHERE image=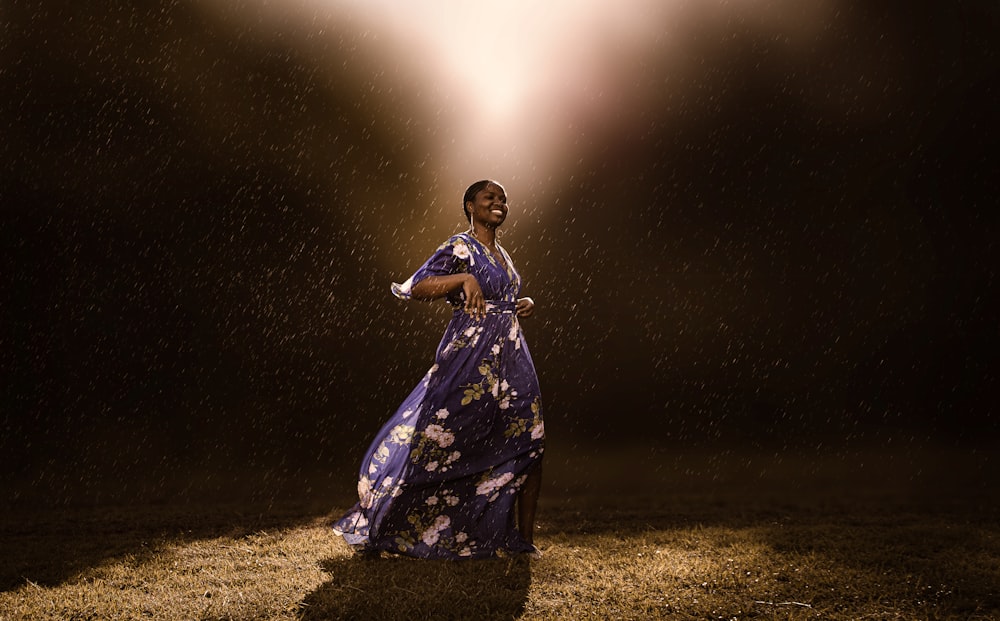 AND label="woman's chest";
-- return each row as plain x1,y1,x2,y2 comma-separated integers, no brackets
471,257,518,298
